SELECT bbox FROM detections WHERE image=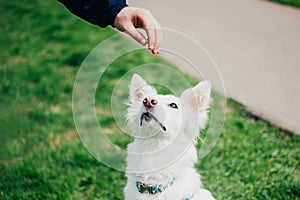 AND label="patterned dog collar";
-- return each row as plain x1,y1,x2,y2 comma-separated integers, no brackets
136,177,176,195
